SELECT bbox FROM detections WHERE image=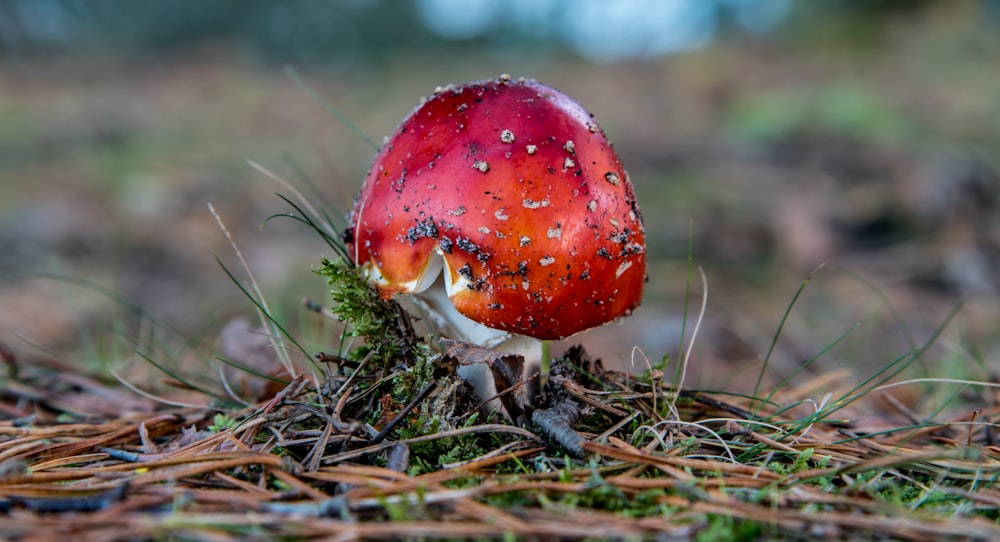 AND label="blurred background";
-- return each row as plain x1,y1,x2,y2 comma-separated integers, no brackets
2,0,1000,394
